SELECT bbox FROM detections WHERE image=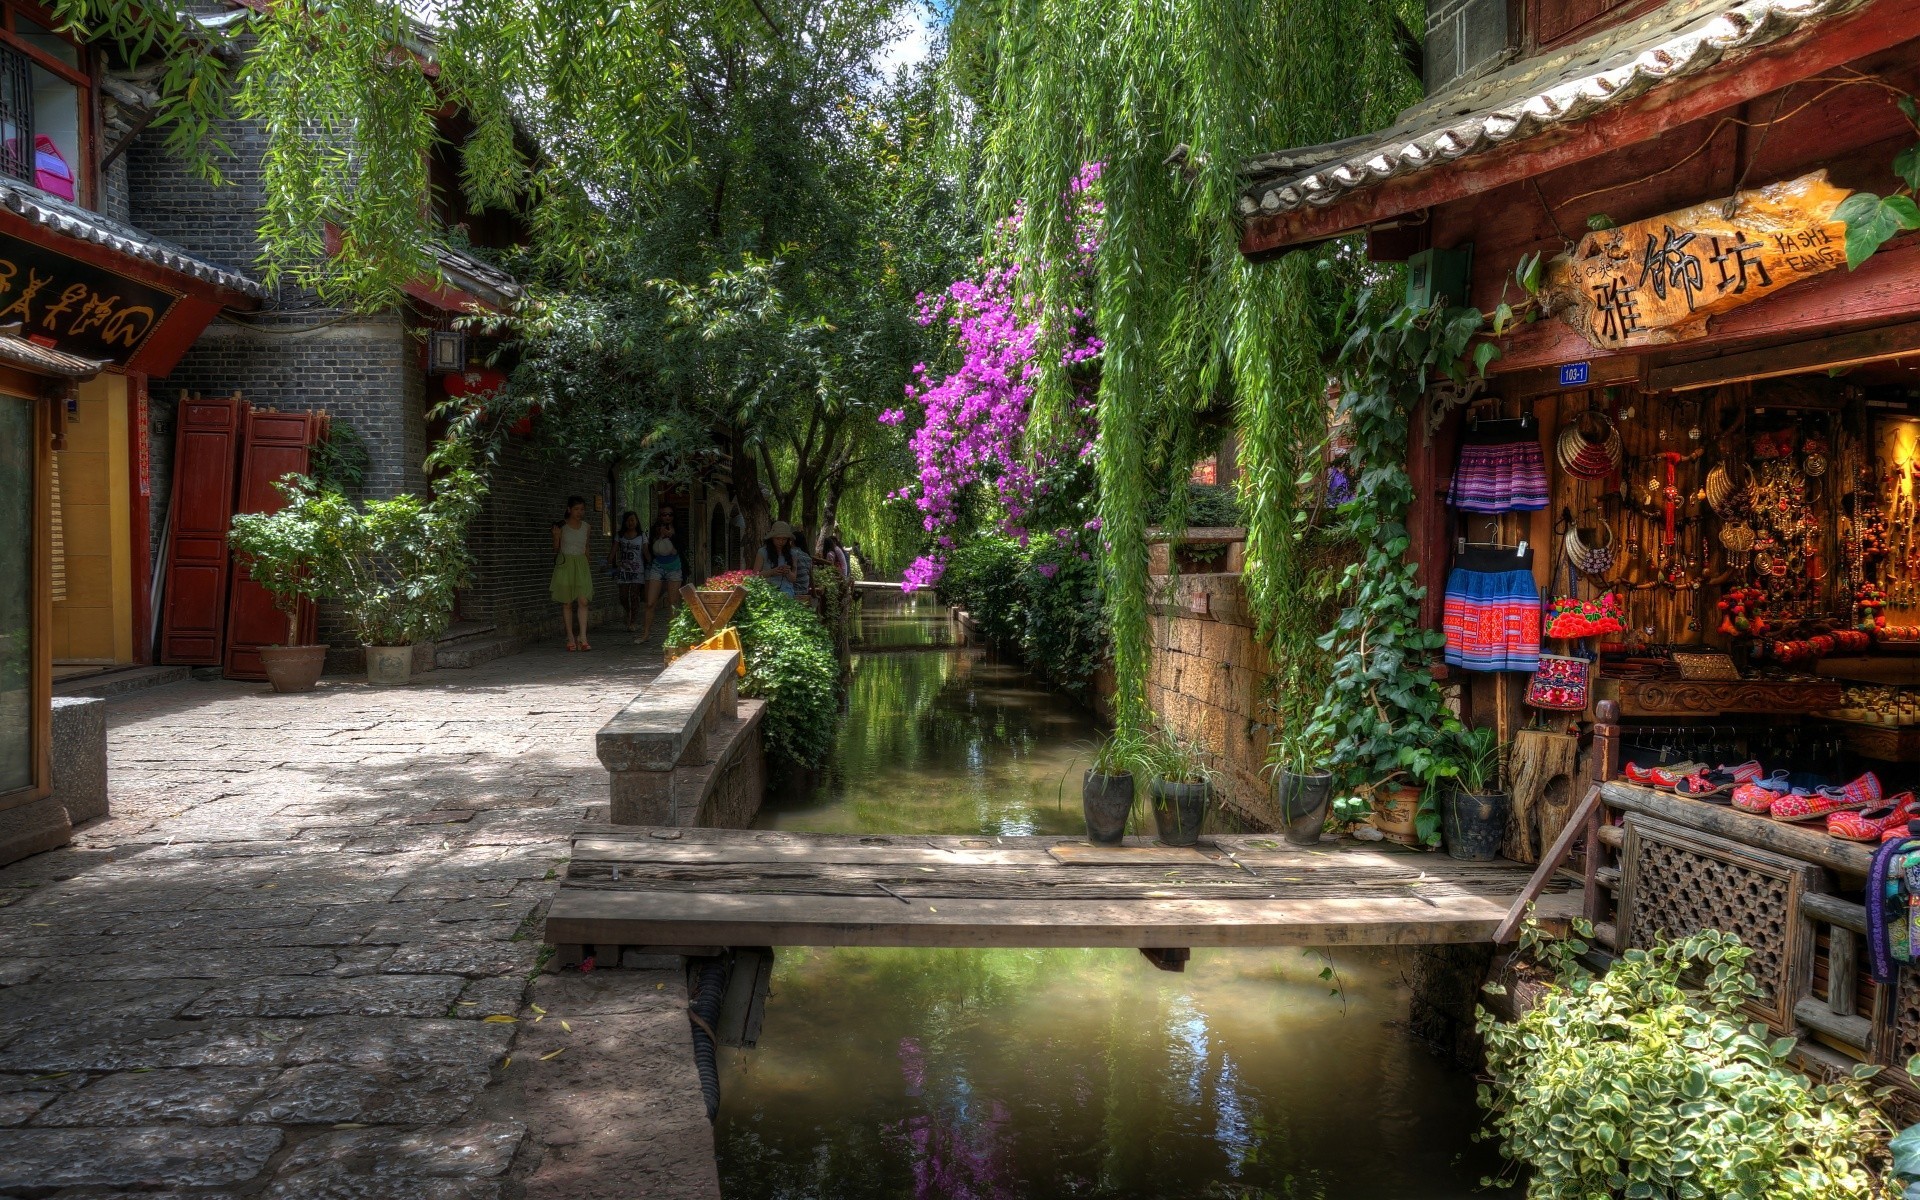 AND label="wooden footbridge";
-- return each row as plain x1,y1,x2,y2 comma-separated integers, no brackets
544,826,1582,967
